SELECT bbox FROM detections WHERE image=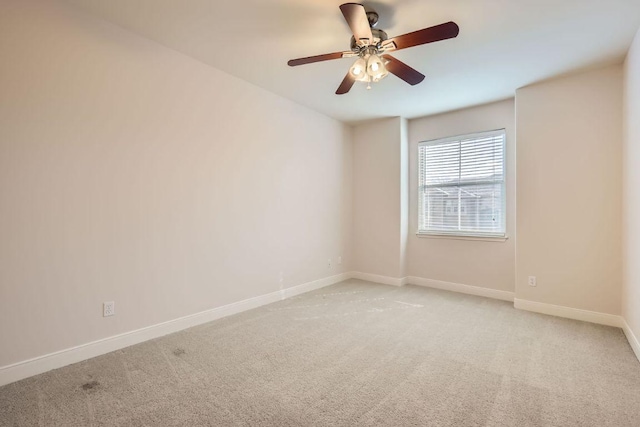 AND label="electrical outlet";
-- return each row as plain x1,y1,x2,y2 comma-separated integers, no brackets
528,276,537,287
103,301,115,317
337,256,342,265
328,258,332,268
